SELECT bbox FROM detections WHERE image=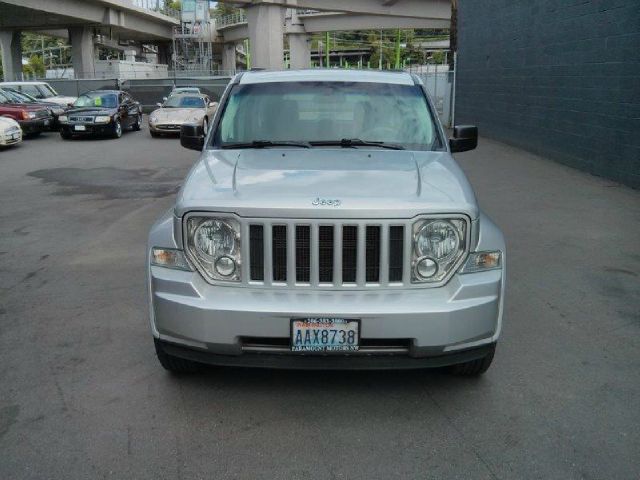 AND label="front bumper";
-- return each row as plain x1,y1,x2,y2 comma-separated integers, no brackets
0,129,22,146
18,118,51,134
157,339,496,370
149,122,183,134
149,265,504,367
60,123,114,137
